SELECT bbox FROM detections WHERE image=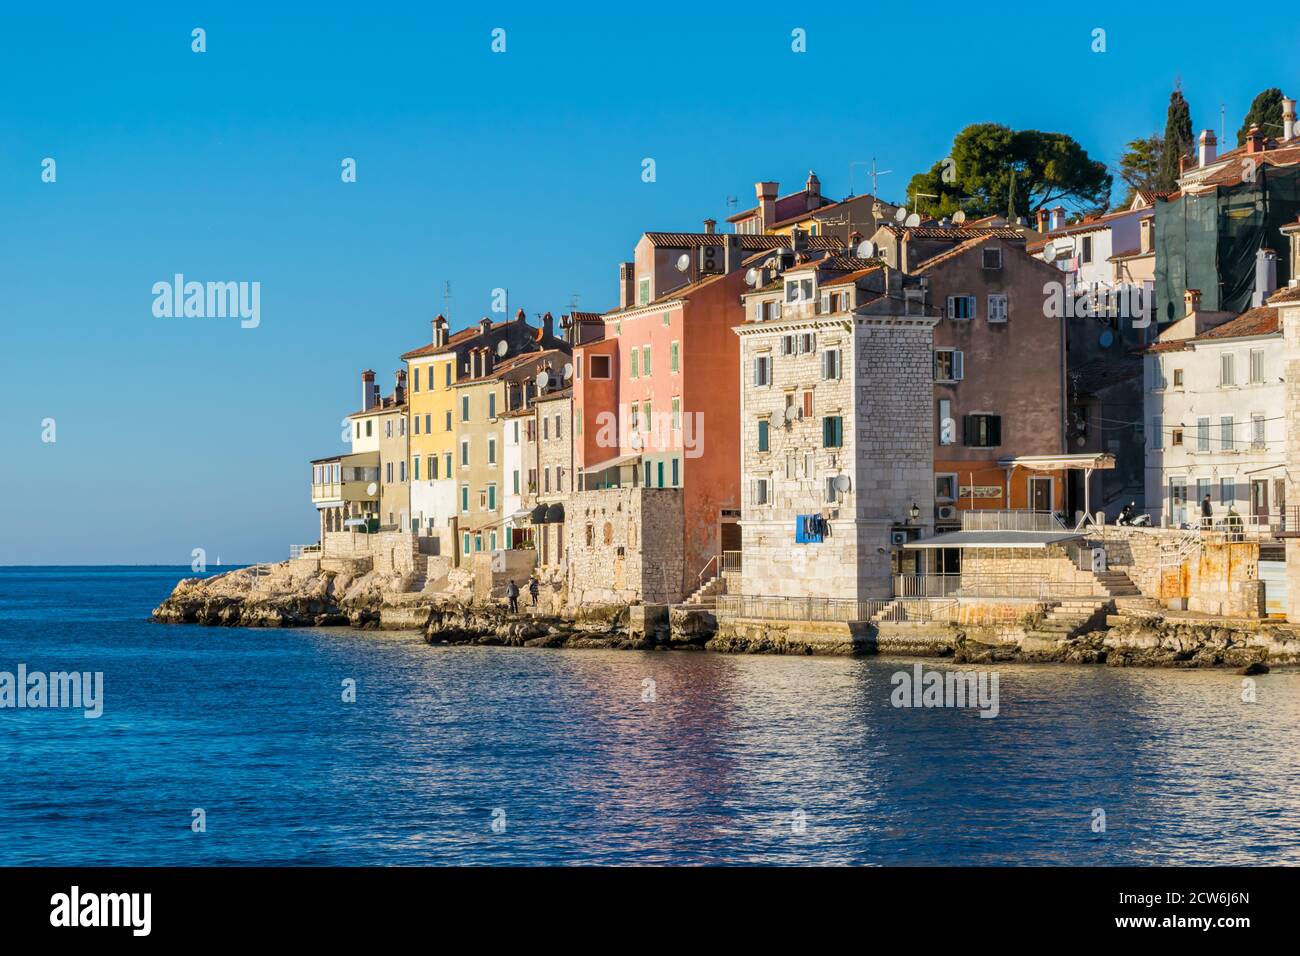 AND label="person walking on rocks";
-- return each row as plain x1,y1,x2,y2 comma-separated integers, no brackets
529,577,540,608
506,579,519,614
